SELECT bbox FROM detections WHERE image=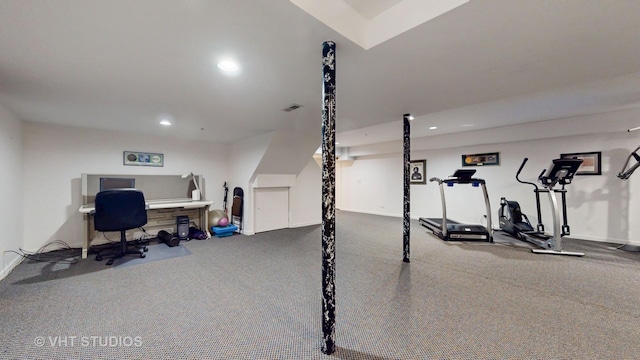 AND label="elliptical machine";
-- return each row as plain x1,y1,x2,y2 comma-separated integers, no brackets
498,157,585,256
